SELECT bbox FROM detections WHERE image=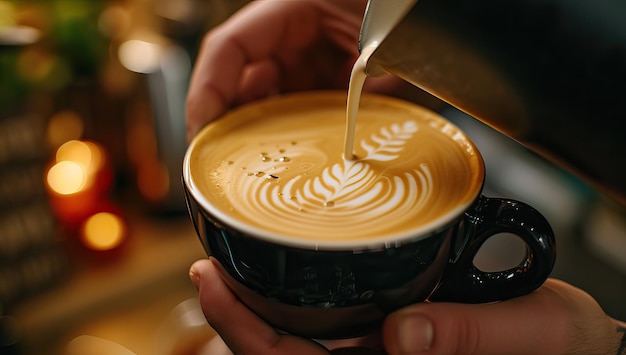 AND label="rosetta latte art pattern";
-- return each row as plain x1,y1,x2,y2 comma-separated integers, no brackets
233,121,434,238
